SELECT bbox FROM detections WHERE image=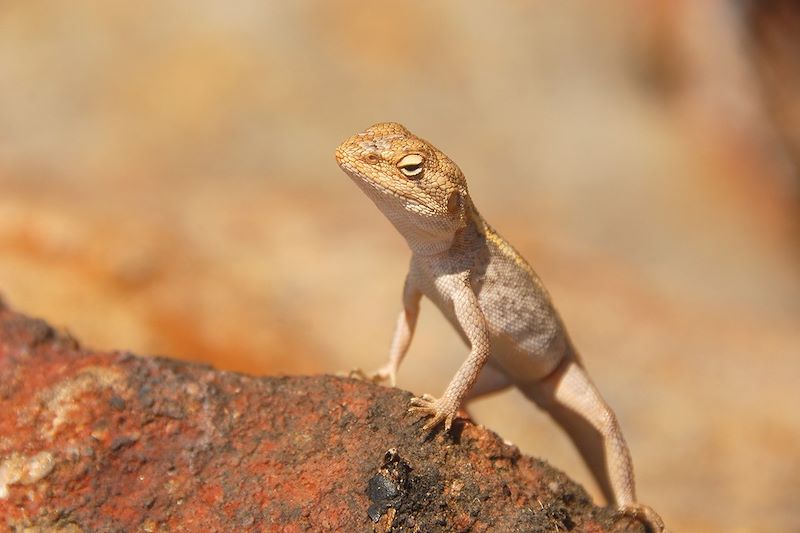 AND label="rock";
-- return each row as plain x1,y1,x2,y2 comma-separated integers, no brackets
0,301,634,532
